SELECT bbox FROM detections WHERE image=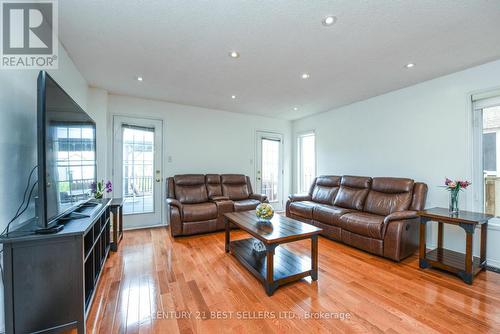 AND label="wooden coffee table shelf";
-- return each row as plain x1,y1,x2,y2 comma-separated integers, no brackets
229,238,311,283
224,211,322,296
